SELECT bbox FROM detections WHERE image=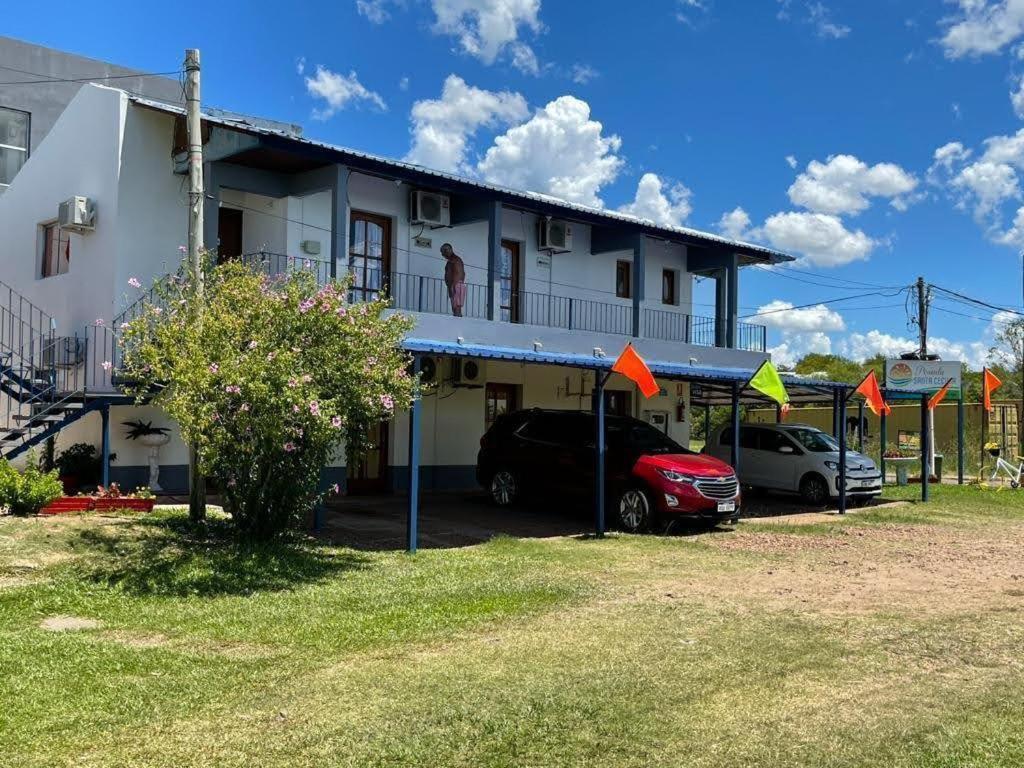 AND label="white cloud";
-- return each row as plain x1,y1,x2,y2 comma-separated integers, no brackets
618,173,693,227
753,300,846,332
304,66,386,119
717,206,752,241
477,95,623,207
769,332,833,368
356,0,398,23
932,141,973,173
786,155,798,169
570,63,598,84
399,76,410,91
406,75,528,173
676,0,708,25
777,1,849,38
296,57,306,75
952,160,1021,218
940,0,1024,59
788,154,918,215
760,211,875,267
431,0,543,68
838,329,990,368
